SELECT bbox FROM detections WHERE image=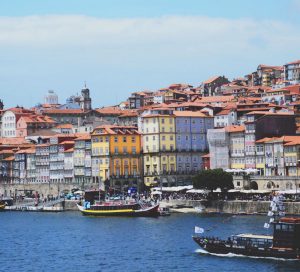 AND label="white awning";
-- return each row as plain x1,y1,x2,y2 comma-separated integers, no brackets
278,189,300,194
186,189,209,194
